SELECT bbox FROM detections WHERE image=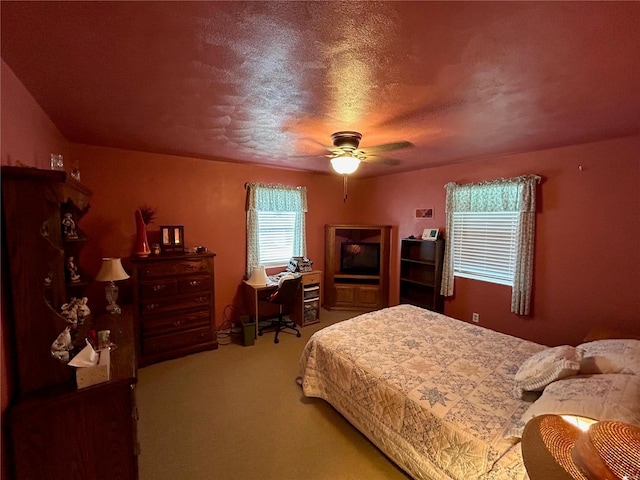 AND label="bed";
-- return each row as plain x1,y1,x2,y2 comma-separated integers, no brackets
298,304,640,479
298,304,545,479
